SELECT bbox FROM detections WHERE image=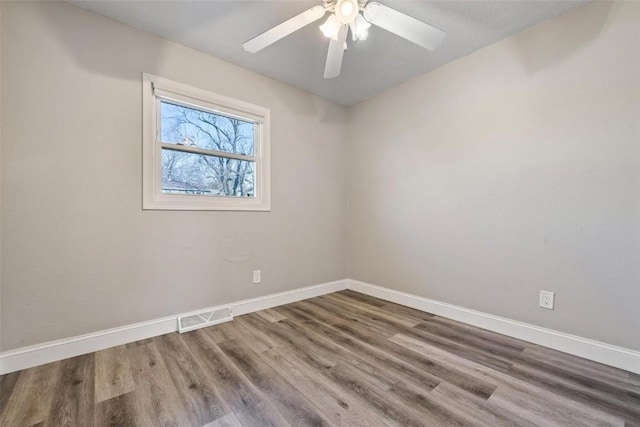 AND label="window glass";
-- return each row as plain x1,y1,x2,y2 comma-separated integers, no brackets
161,149,255,197
160,101,254,156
